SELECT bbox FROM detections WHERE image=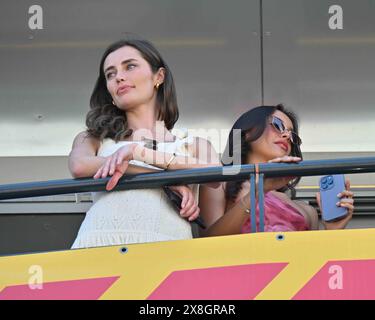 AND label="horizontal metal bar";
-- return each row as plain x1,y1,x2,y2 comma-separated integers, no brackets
0,165,255,200
258,157,375,177
0,194,93,203
0,202,92,214
0,157,374,201
303,198,375,205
